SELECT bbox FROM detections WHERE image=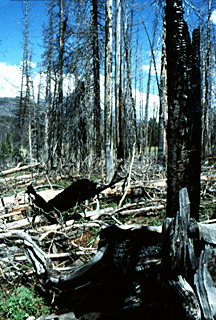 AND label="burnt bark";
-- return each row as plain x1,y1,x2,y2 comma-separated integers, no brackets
166,0,190,217
187,28,202,222
26,174,123,222
166,0,201,219
92,0,101,159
